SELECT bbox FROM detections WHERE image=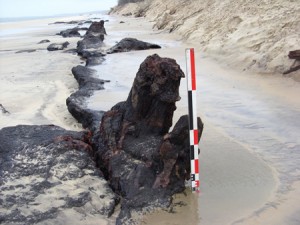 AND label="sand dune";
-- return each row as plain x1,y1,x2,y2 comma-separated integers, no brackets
112,0,300,81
